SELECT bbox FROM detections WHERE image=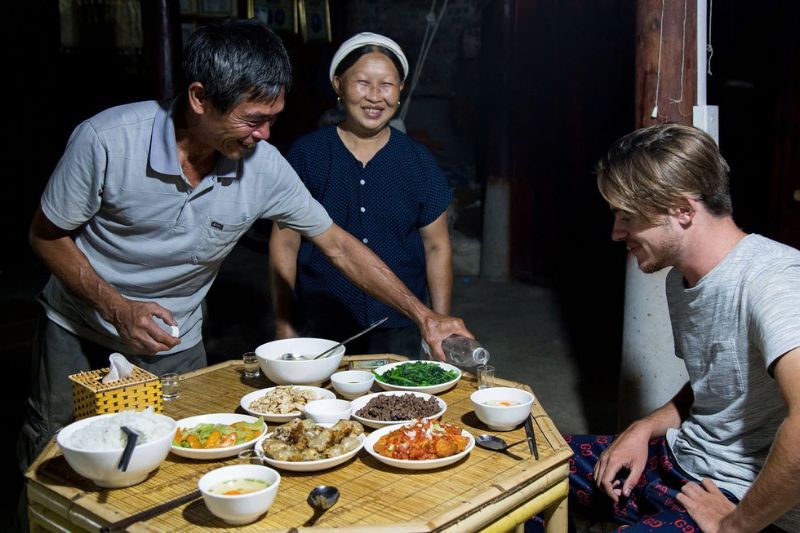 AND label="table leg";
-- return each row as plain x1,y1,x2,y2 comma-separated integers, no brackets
543,479,569,533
